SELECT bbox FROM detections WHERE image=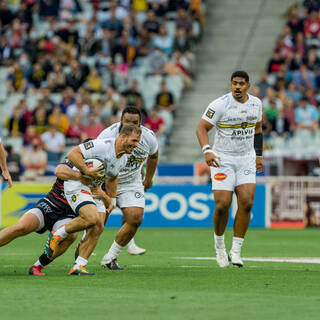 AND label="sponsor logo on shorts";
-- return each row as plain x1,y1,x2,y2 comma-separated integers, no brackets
80,189,91,195
206,108,215,119
244,169,255,175
214,173,227,181
71,194,78,202
135,192,144,199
